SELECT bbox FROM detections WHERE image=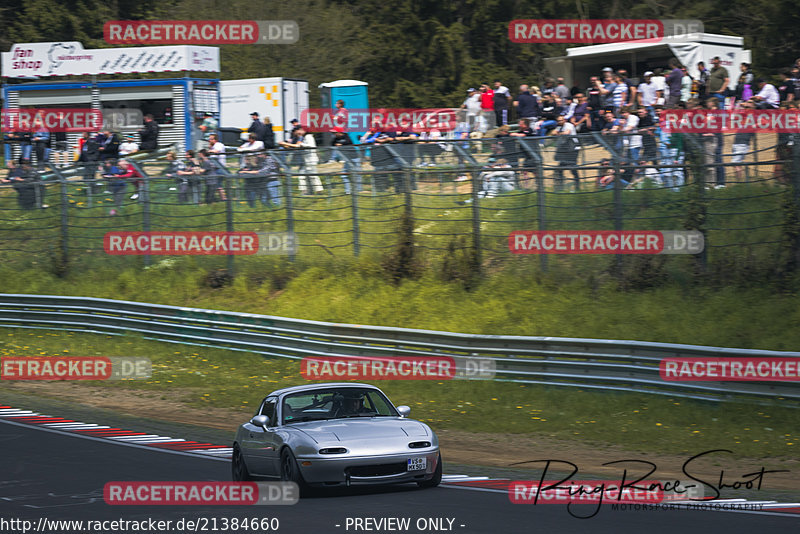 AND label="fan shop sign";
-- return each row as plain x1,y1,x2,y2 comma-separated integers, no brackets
1,41,219,78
